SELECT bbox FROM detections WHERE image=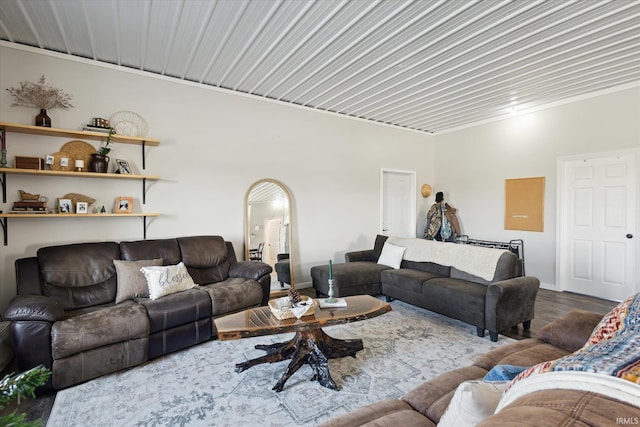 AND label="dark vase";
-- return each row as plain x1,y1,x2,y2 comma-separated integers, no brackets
89,153,110,173
35,109,51,127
